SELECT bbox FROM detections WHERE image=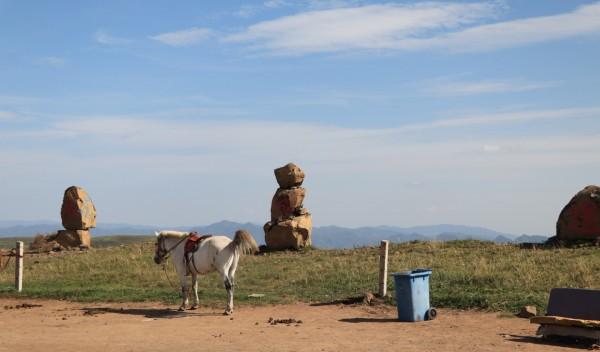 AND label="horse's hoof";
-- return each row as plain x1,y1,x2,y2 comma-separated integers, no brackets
178,307,185,312
190,306,198,310
223,310,233,316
